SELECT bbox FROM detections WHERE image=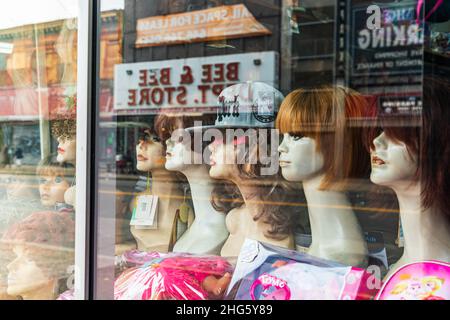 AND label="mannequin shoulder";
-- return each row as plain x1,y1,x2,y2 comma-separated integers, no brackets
226,206,245,220
225,207,248,233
